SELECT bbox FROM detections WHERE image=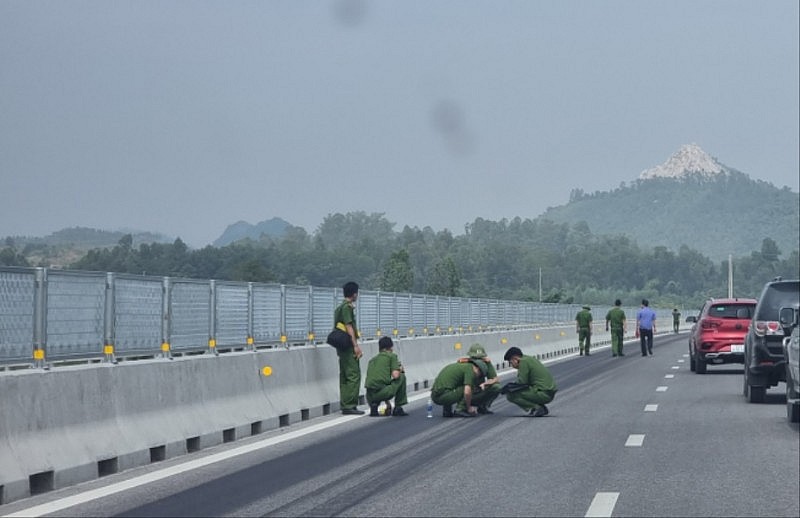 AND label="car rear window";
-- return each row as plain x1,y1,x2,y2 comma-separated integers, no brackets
755,281,800,321
709,304,754,319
